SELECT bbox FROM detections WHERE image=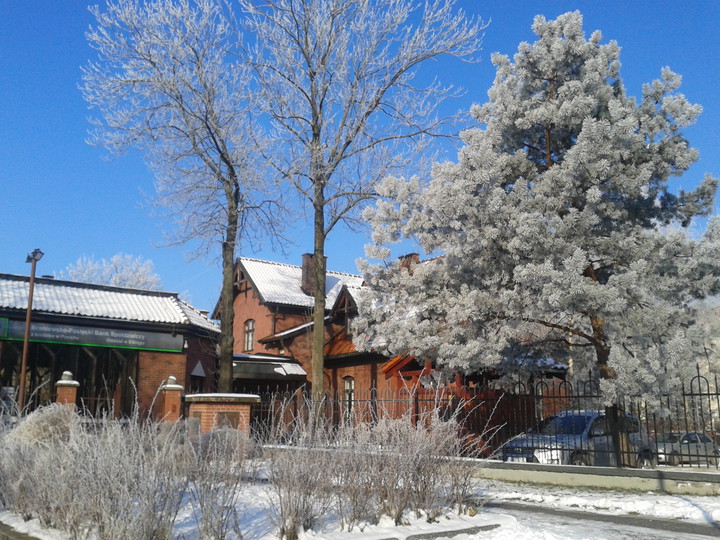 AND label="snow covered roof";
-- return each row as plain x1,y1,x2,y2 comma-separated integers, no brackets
238,257,363,309
0,274,219,333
